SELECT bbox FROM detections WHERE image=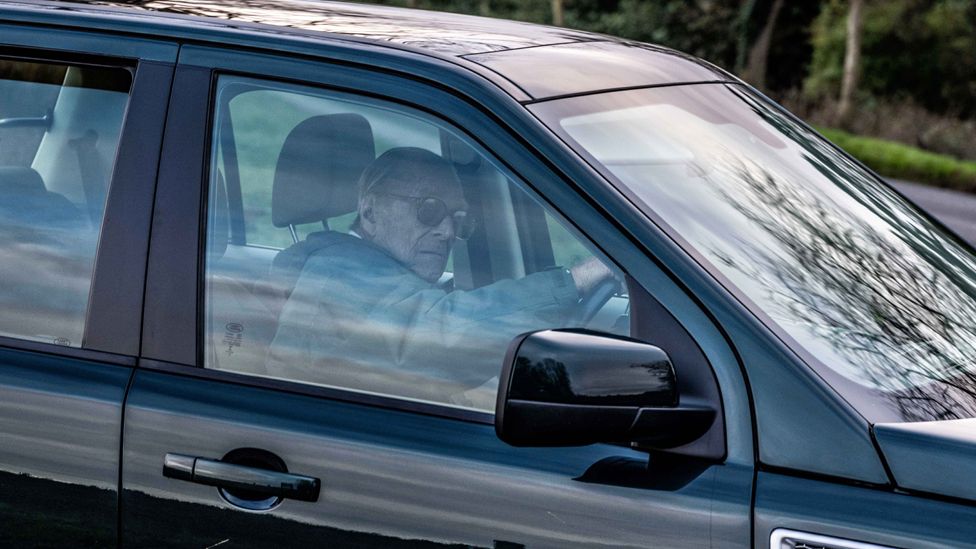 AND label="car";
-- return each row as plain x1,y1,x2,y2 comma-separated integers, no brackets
2,0,976,547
